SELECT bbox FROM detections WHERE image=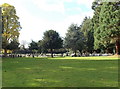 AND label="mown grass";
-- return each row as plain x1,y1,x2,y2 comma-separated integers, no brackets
2,56,118,87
